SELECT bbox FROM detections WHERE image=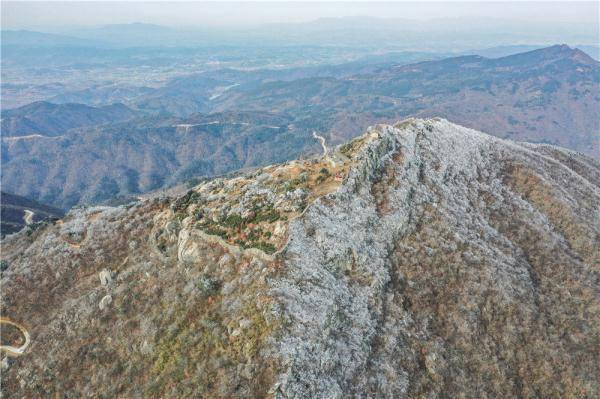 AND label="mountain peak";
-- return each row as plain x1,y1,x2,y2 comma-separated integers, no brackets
542,44,595,60
495,44,598,66
3,119,599,397
99,22,171,31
